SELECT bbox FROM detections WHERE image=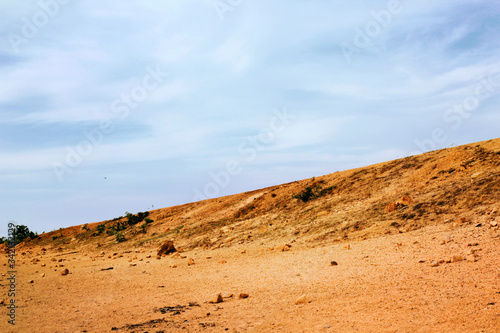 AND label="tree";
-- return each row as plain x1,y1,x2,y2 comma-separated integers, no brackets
12,225,38,244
